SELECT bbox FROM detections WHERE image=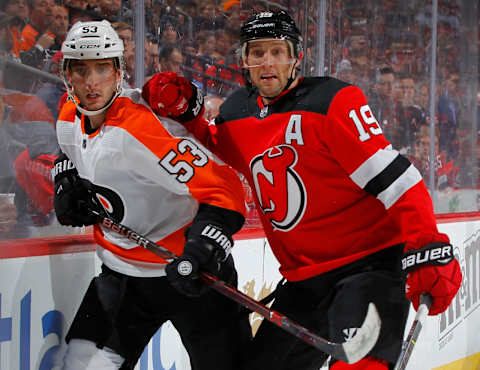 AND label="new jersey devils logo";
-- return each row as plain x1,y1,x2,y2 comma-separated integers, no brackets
250,145,306,231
